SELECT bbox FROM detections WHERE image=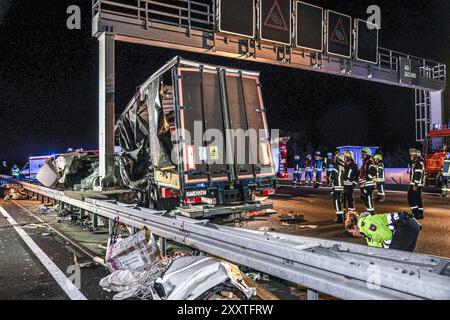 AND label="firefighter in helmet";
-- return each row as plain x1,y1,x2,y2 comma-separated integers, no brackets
293,154,303,188
441,152,450,197
330,153,346,223
359,148,377,215
408,149,425,220
313,151,323,188
345,211,422,252
374,154,386,202
305,155,314,186
343,151,359,212
324,152,334,186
